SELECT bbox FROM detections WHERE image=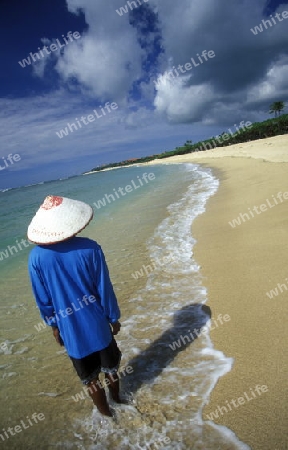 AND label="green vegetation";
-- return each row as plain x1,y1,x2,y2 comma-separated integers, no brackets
269,101,285,118
87,113,288,173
